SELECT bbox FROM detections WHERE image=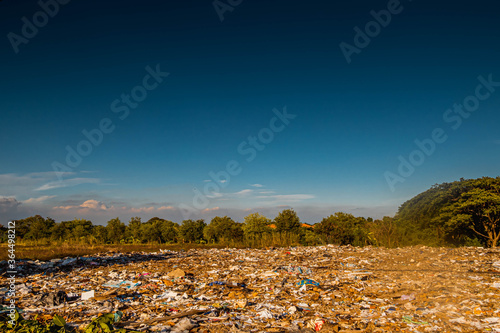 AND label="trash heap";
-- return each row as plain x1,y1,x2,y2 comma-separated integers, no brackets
1,245,500,332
